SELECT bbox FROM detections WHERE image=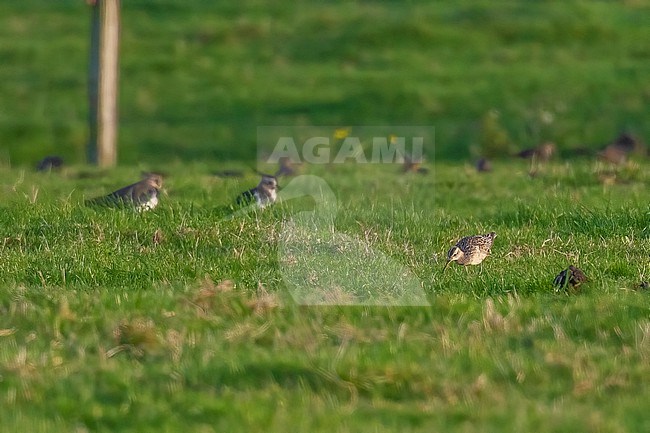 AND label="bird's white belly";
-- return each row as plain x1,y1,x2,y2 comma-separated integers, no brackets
464,250,488,265
255,190,277,209
137,195,158,212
